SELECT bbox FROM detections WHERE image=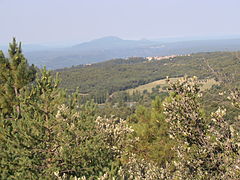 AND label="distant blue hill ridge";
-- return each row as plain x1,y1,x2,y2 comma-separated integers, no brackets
1,36,240,69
